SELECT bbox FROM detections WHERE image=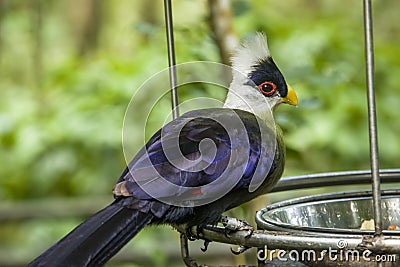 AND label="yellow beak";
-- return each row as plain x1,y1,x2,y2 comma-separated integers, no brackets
283,84,298,106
